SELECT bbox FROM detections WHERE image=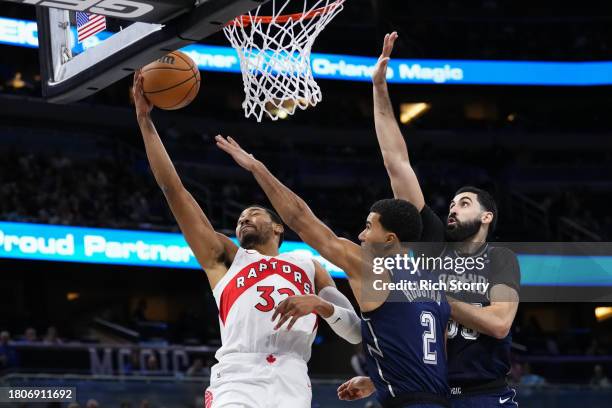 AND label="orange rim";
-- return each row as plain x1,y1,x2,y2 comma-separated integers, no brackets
226,0,344,27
